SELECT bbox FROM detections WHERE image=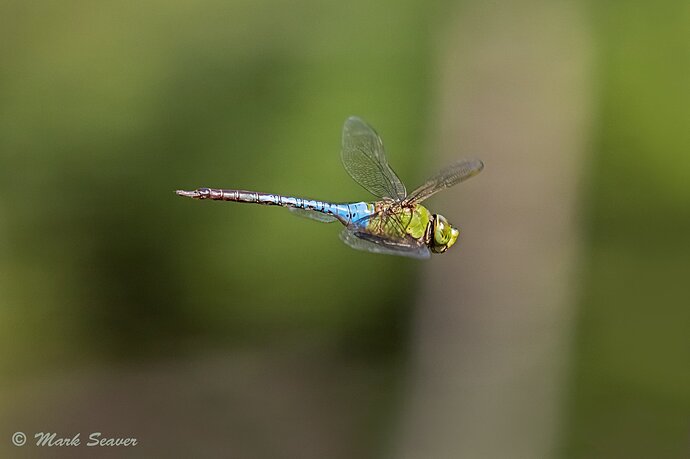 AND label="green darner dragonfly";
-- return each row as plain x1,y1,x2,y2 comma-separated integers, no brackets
176,116,483,259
